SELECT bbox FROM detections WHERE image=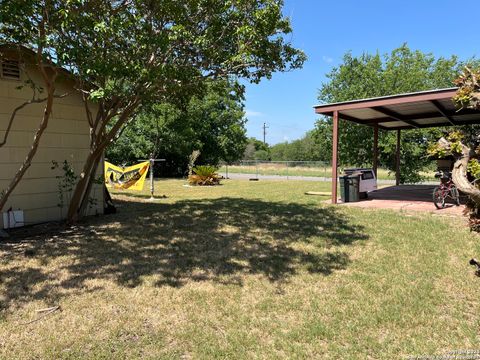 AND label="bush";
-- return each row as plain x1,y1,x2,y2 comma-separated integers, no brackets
188,165,221,186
